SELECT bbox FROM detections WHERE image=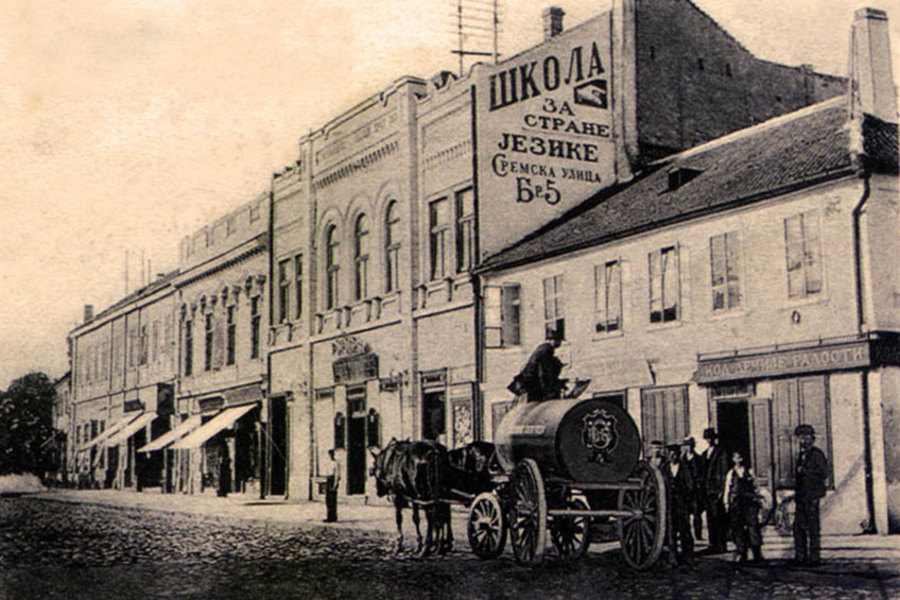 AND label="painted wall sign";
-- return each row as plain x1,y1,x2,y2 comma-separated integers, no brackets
693,342,870,383
476,16,619,257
